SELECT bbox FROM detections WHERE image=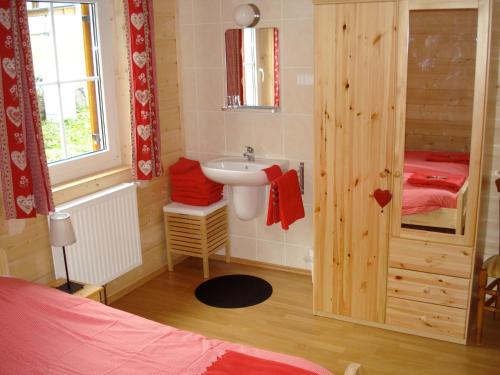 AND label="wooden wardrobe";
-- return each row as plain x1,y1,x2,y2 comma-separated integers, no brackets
313,0,494,344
